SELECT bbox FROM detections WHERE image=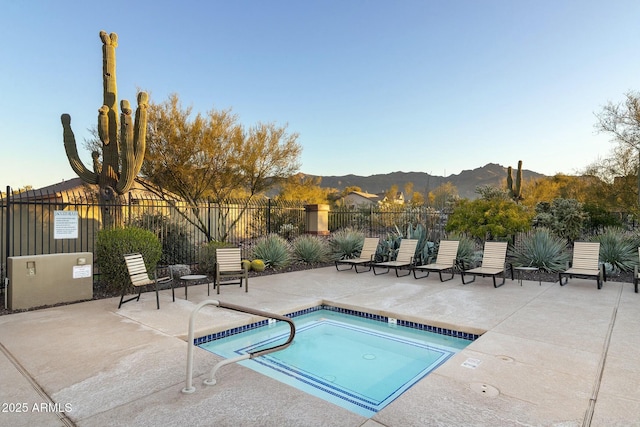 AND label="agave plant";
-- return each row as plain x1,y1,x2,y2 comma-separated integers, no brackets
292,235,331,264
447,233,478,269
376,229,403,262
329,227,365,260
509,228,570,272
404,223,432,264
592,227,638,273
251,234,292,269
